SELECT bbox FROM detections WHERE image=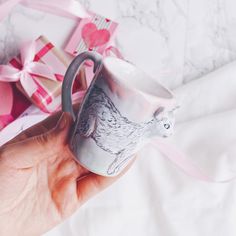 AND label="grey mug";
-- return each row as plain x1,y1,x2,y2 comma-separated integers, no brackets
62,51,176,176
